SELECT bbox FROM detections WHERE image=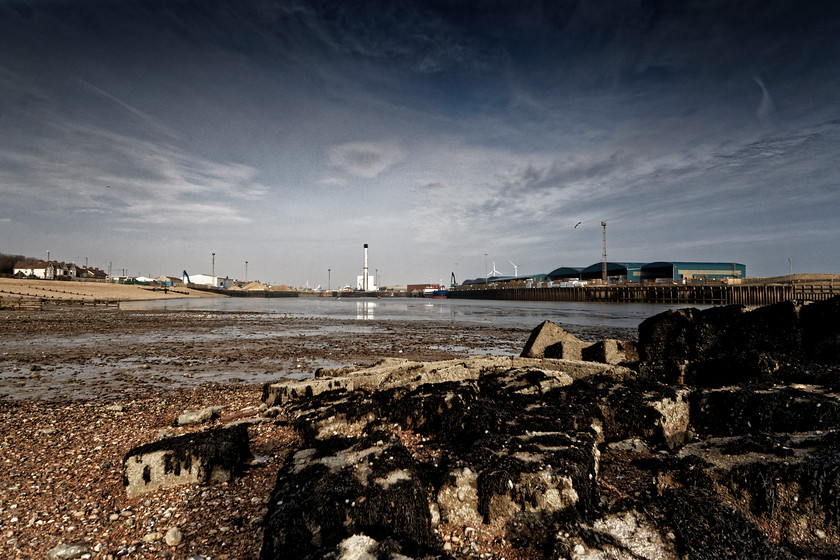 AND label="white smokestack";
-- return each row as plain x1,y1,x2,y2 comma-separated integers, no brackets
363,244,369,291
